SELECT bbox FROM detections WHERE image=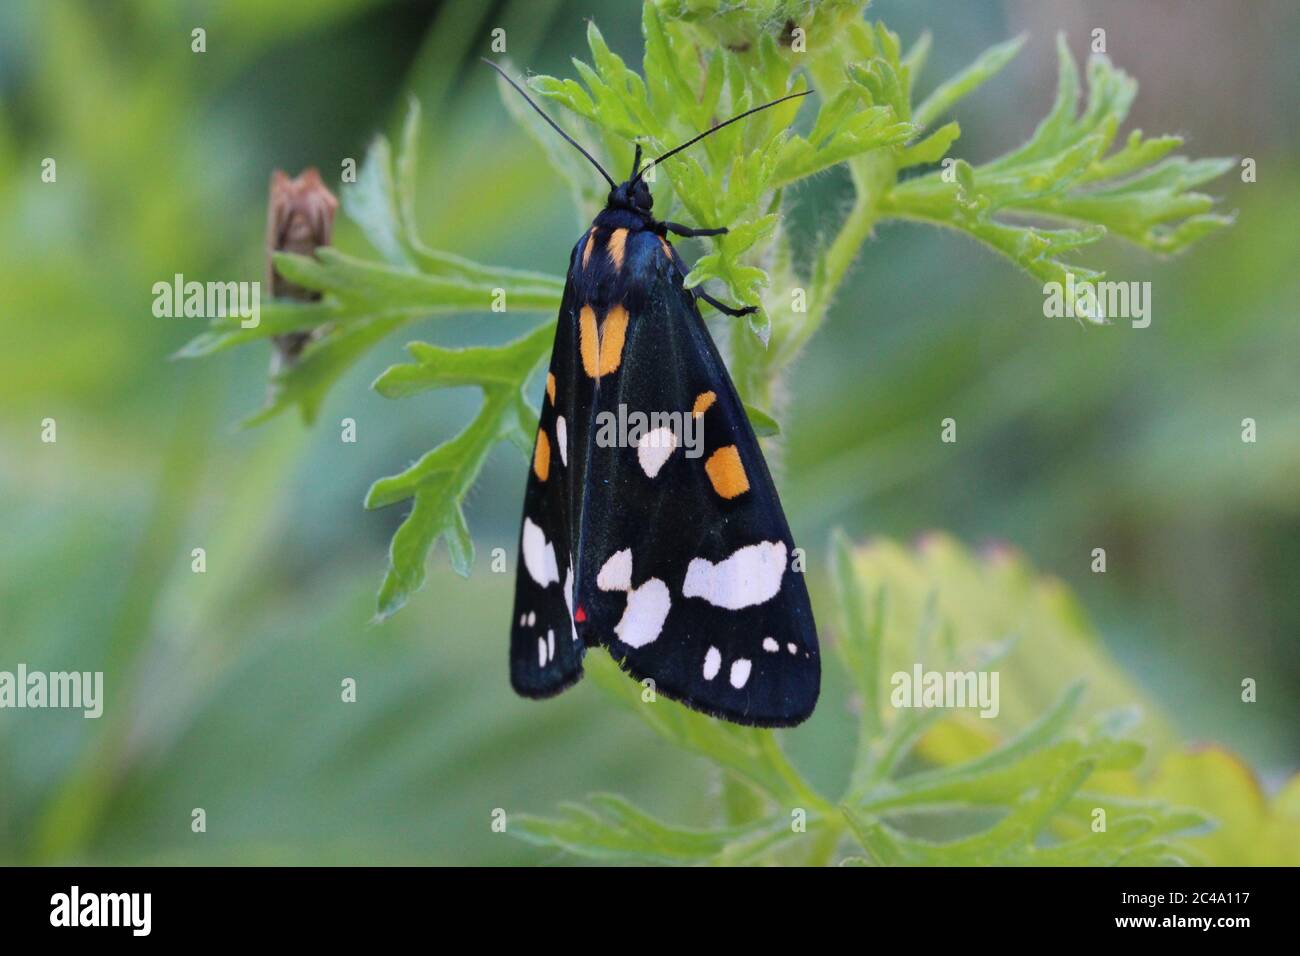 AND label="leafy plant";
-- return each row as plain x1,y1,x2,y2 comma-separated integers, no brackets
512,533,1221,865
171,5,1258,861
182,0,1232,623
6,0,1286,872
